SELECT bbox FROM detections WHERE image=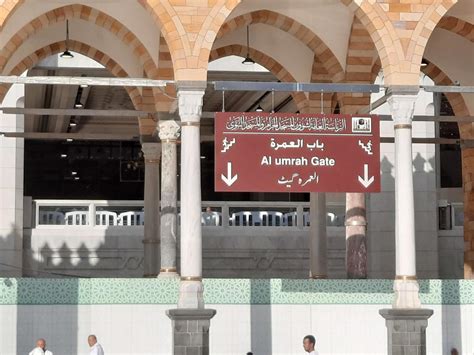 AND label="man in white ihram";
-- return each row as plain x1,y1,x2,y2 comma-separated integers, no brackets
29,338,53,355
88,334,105,355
